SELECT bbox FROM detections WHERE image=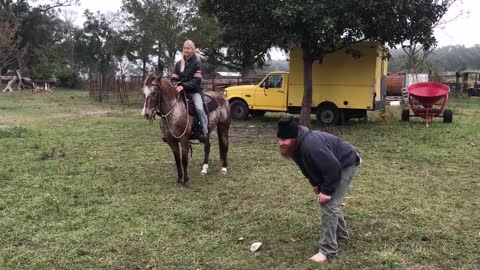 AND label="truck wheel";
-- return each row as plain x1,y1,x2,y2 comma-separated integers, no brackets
401,109,410,122
230,100,249,120
250,110,266,117
443,109,453,123
316,103,340,125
